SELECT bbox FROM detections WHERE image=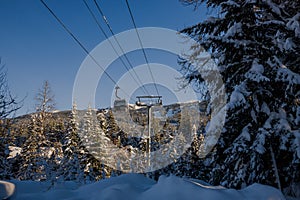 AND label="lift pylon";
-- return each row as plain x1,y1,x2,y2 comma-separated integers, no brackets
136,95,162,169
